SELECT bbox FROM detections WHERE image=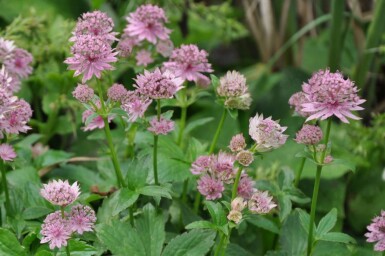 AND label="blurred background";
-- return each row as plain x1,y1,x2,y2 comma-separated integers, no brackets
1,0,384,254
